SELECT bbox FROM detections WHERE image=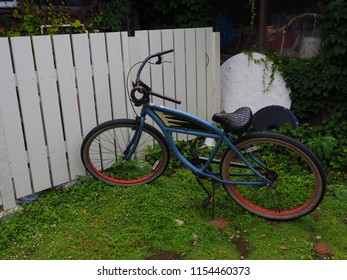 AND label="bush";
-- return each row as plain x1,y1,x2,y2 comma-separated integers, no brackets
7,0,85,36
92,0,127,32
